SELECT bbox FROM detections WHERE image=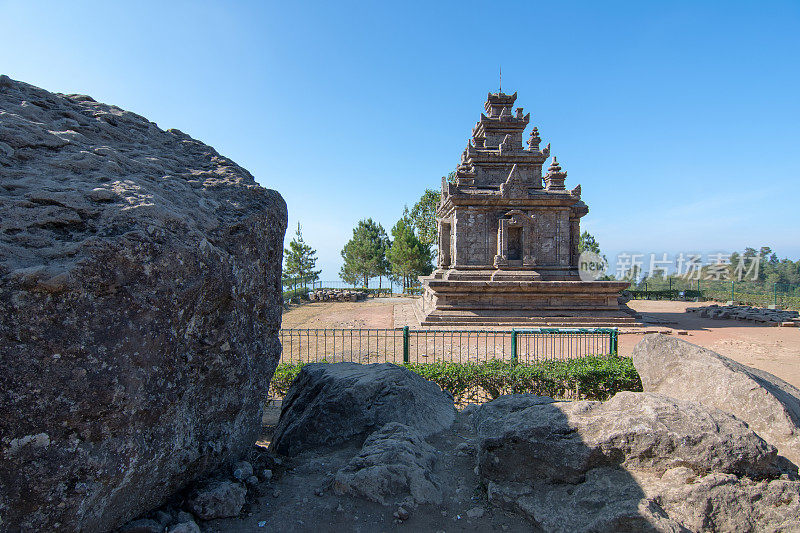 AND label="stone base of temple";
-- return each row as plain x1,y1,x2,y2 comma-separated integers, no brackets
416,270,638,327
